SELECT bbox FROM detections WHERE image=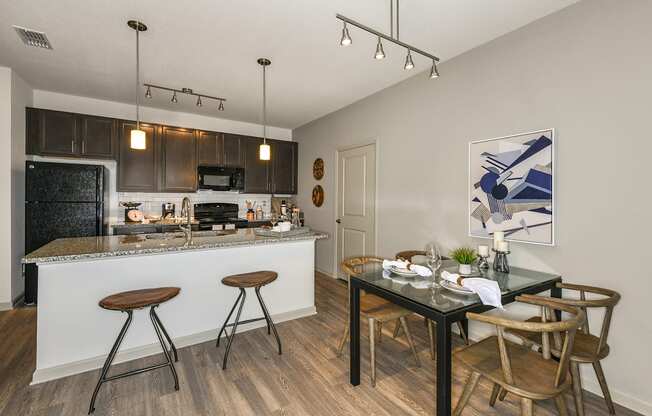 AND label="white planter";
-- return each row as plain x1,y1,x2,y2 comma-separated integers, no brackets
458,263,472,275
